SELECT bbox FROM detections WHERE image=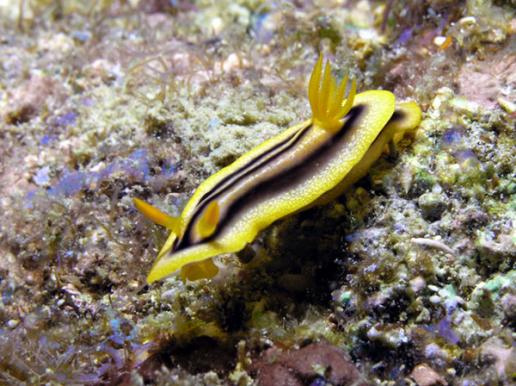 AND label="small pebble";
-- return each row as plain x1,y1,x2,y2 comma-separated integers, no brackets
418,191,447,221
6,319,20,329
497,97,515,114
410,276,426,293
410,363,448,386
458,16,476,27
